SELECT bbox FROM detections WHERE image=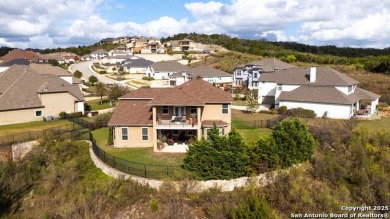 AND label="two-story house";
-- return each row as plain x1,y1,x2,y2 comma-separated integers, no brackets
91,49,108,60
233,58,296,89
0,64,84,125
108,79,233,152
168,65,233,89
258,66,380,119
